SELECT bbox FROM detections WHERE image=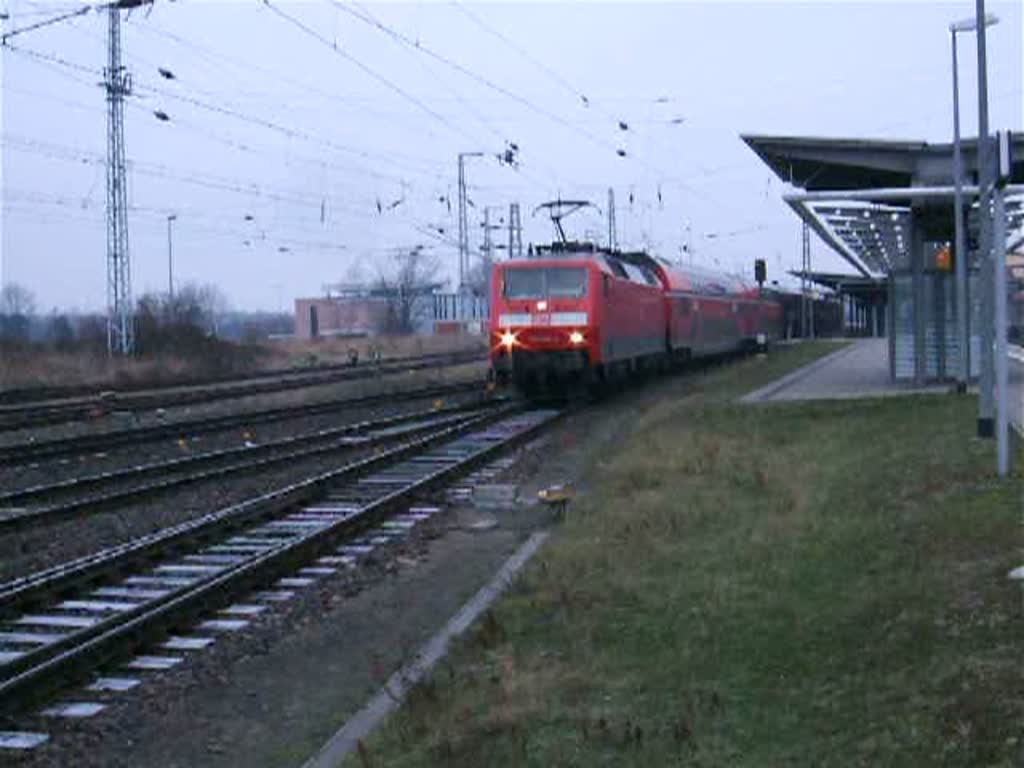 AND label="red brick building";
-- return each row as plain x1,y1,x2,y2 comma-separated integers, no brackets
294,285,390,339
